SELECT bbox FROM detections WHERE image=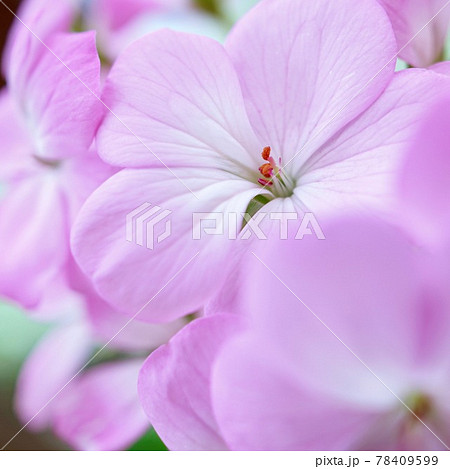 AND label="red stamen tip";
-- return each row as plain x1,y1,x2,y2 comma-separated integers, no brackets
259,163,273,178
261,146,271,161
